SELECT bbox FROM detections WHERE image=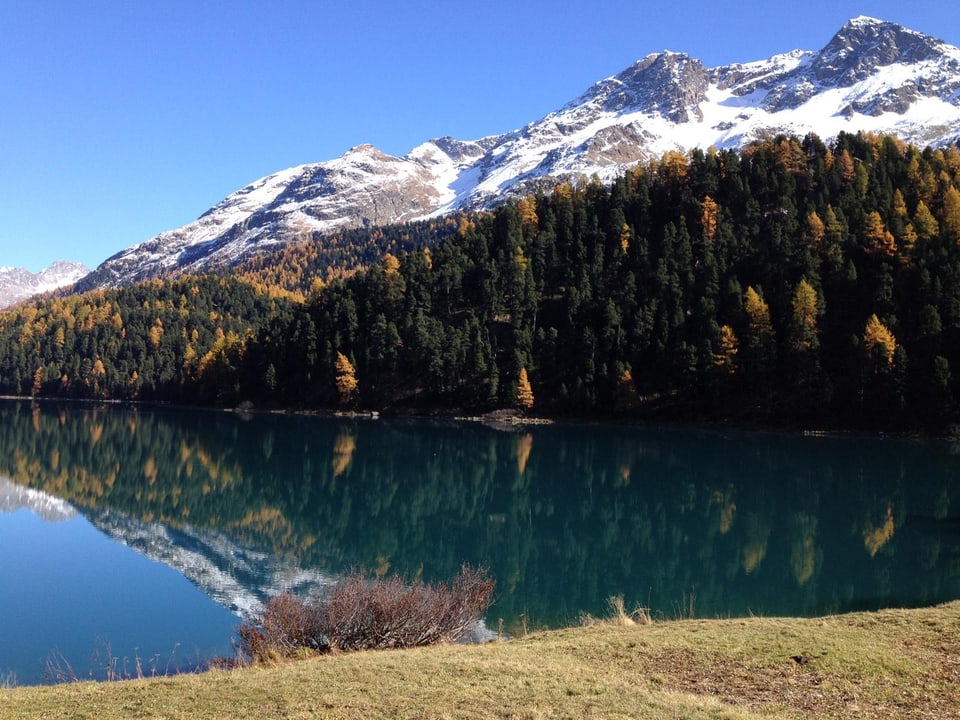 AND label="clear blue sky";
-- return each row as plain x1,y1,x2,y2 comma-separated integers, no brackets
2,1,958,272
